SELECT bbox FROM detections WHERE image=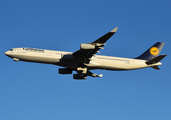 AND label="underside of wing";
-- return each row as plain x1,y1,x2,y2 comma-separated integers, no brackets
73,27,118,64
60,27,118,79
